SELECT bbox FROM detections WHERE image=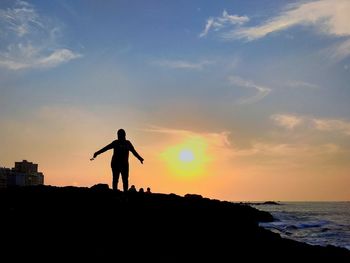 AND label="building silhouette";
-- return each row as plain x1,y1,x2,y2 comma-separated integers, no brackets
0,168,9,188
0,160,44,188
